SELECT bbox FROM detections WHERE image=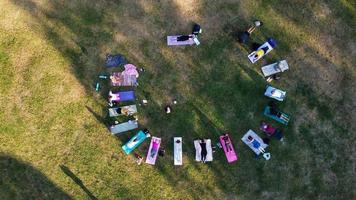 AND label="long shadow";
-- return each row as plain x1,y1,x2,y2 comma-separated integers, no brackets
0,154,72,199
59,165,97,200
